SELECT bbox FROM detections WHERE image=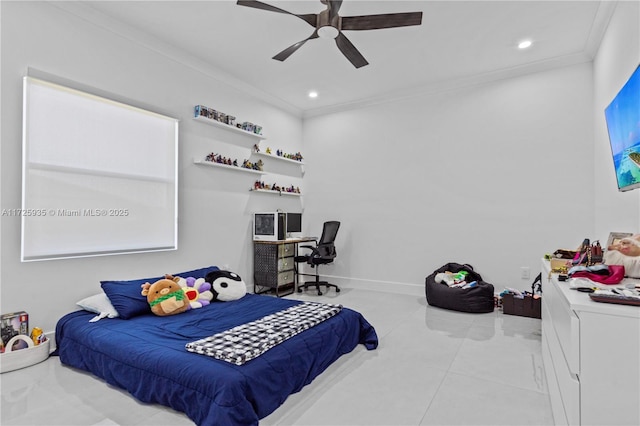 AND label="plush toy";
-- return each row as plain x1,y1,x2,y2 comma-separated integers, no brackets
177,276,214,309
141,275,189,316
204,270,247,302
